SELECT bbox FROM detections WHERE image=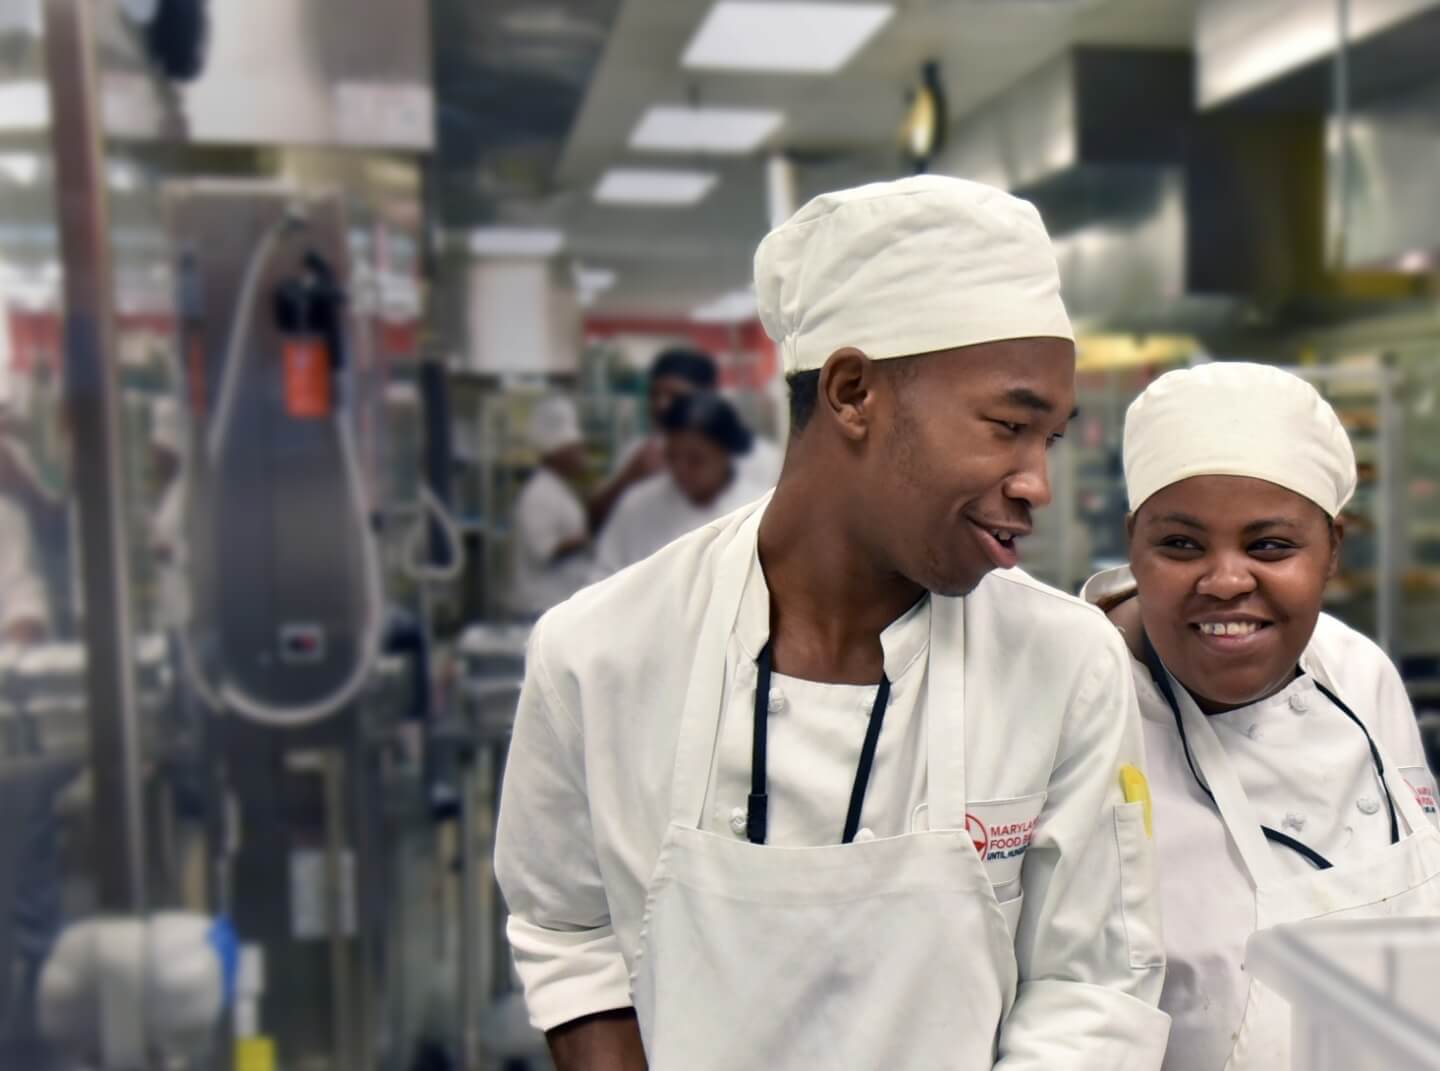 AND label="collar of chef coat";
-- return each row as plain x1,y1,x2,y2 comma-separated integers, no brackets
732,541,933,681
1081,564,1341,698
